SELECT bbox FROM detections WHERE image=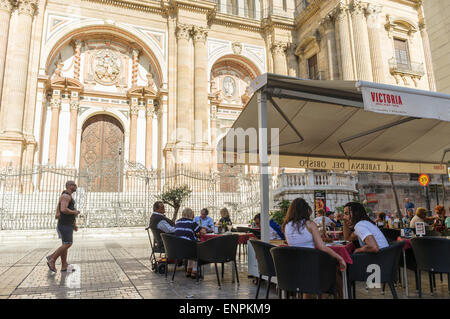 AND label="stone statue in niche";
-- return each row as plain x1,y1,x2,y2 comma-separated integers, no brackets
241,86,251,105
146,72,155,89
223,76,236,97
